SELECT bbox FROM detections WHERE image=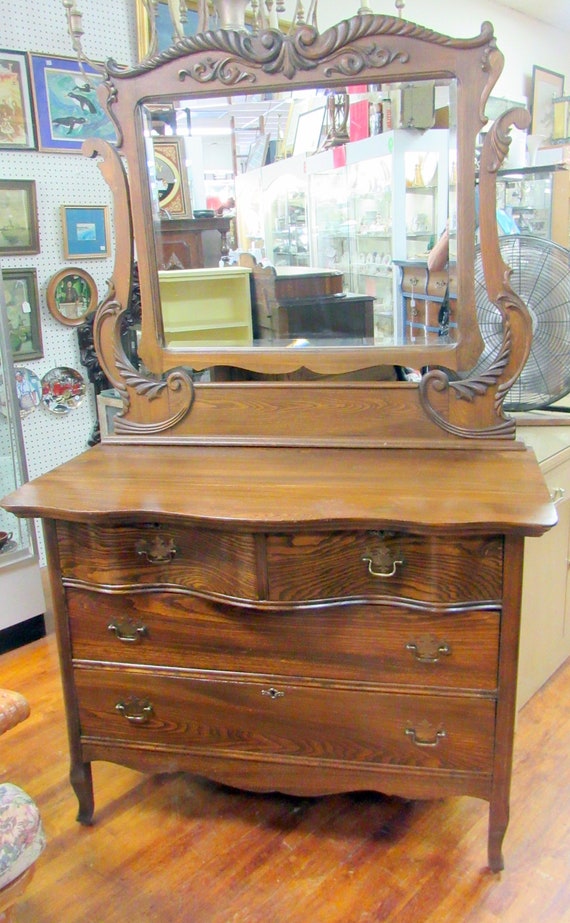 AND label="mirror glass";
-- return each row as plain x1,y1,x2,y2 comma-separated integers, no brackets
139,78,457,366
